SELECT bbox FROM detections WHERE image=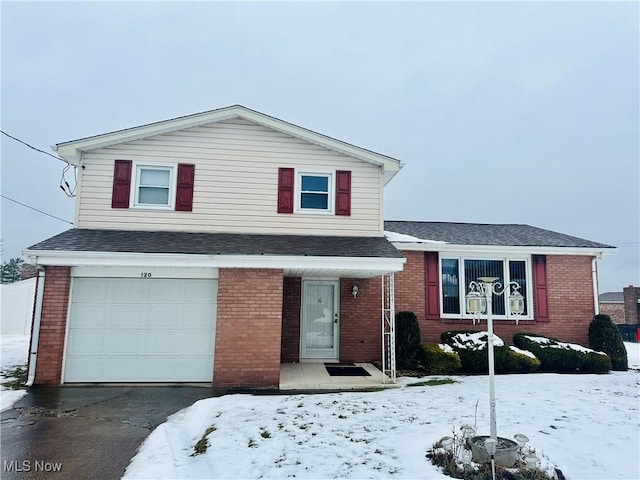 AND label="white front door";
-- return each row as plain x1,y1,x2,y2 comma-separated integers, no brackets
300,280,339,360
